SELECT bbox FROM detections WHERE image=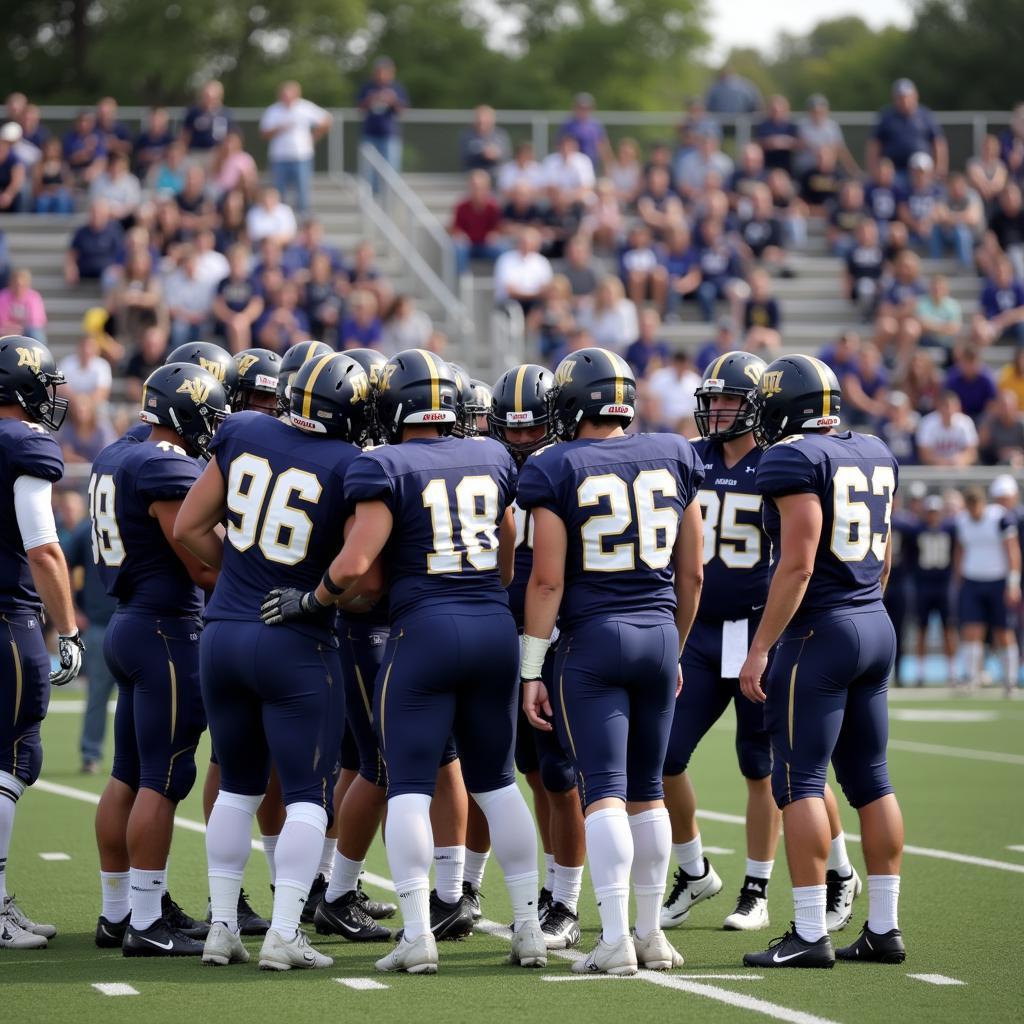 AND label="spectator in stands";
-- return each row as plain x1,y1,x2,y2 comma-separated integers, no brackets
842,340,889,427
645,141,676,189
283,217,342,281
212,243,263,352
181,80,234,159
797,93,859,176
999,103,1024,181
163,245,215,346
608,137,642,207
246,186,297,248
63,109,106,185
358,56,408,174
946,345,997,421
742,267,781,355
798,144,841,215
878,390,919,465
845,217,885,321
497,140,544,199
256,279,310,352
624,306,670,377
695,316,739,372
460,105,510,178
500,179,544,244
211,130,259,202
767,167,808,248
898,152,945,256
728,143,767,211
864,156,900,238
494,227,552,312
755,95,799,175
123,323,169,400
152,196,187,259
450,169,506,275
662,223,701,318
345,240,393,311
89,152,141,227
979,389,1024,466
737,183,787,273
32,136,73,213
59,330,112,403
819,329,862,380
65,199,124,286
988,183,1024,280
260,80,331,216
337,288,382,350
59,393,117,464
193,228,229,290
876,249,925,369
542,133,595,205
916,273,962,358
562,234,602,311
975,255,1024,346
303,250,346,341
529,275,574,364
967,134,1009,214
578,277,638,354
694,217,746,323
998,344,1024,408
868,78,947,185
916,390,979,466
0,267,46,341
828,179,866,256
214,188,248,253
935,172,984,266
619,224,667,311
581,178,626,252
381,294,432,353
636,165,685,240
541,190,584,261
647,350,701,432
0,125,25,213
675,129,733,202
150,139,187,195
176,164,216,234
704,65,762,115
133,106,174,181
107,248,162,347
94,96,131,157
560,93,610,171
904,349,943,415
